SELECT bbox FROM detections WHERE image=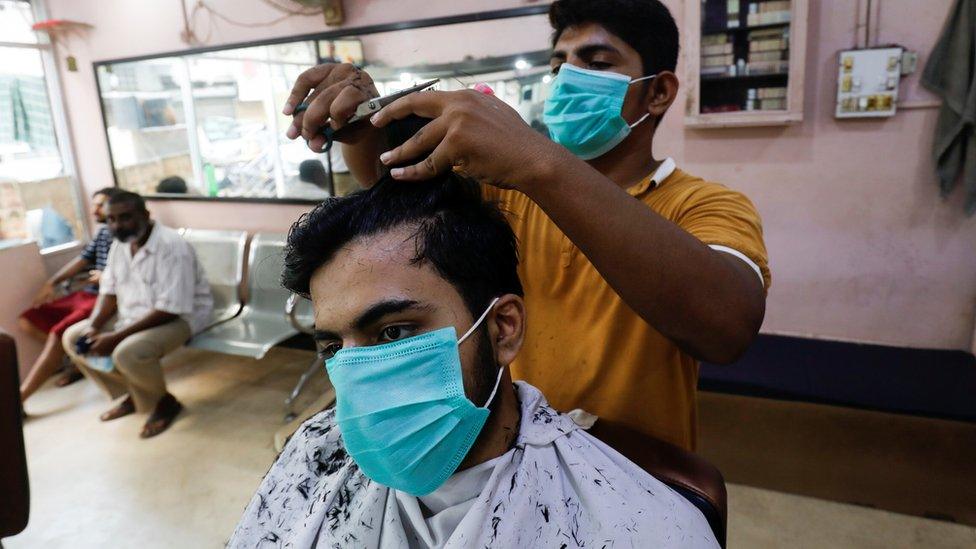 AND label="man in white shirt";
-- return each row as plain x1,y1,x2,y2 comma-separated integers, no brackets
229,173,718,548
62,191,212,438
